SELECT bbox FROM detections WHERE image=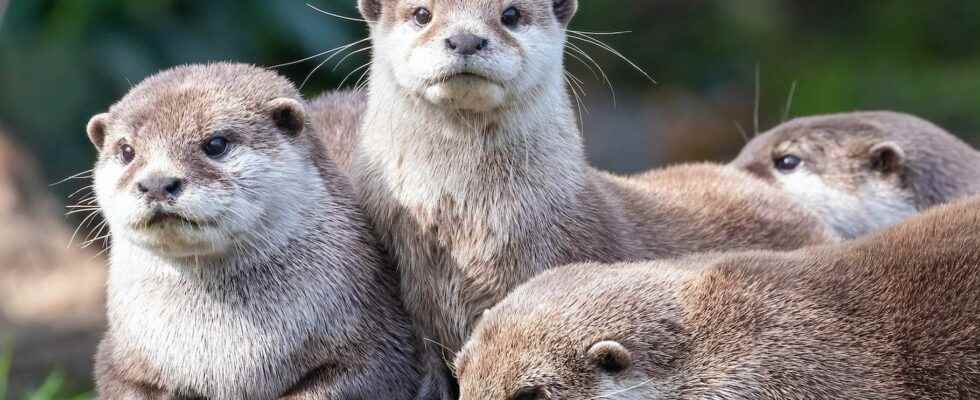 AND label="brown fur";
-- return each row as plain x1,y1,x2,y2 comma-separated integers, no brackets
733,111,980,236
458,195,980,400
90,63,419,399
307,90,368,174
350,1,835,397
